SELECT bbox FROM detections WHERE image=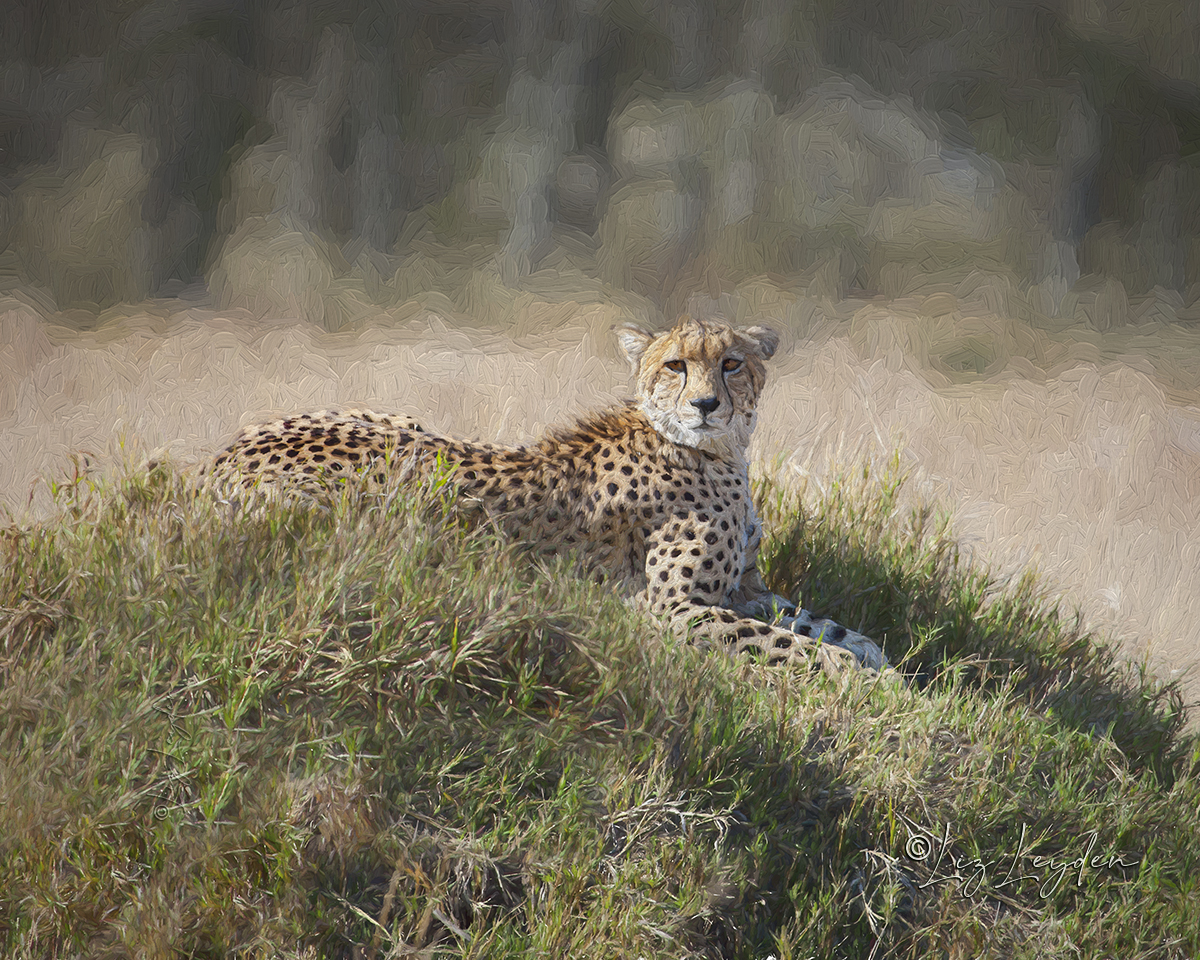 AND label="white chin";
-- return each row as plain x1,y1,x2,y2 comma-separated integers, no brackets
660,419,730,451
642,403,745,452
